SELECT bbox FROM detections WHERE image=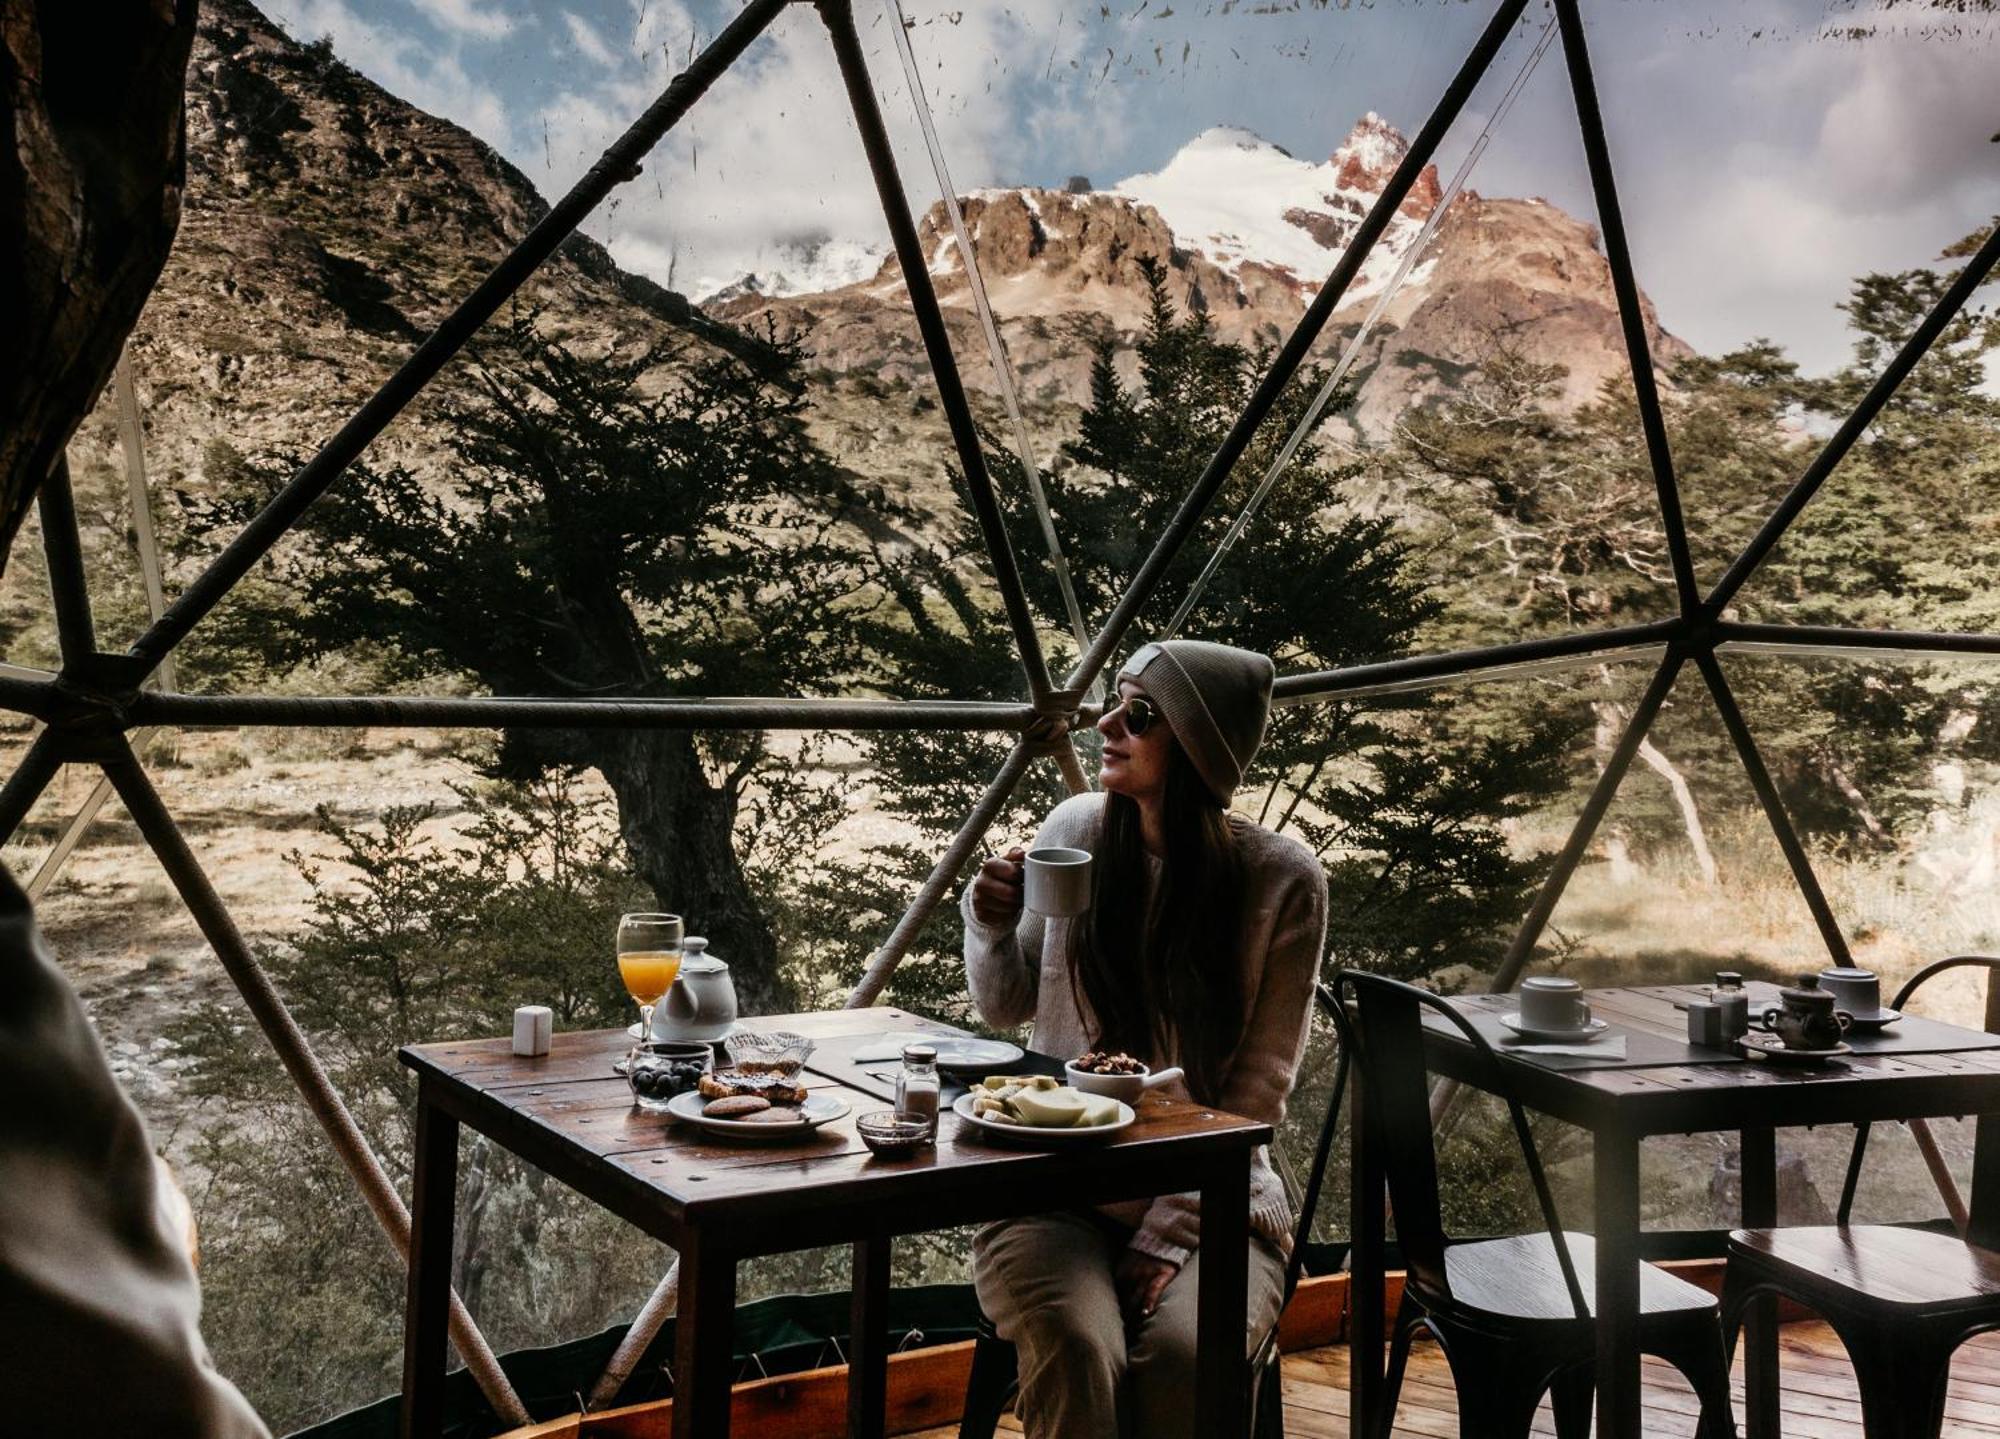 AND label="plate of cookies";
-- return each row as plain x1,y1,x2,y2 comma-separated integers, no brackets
665,1073,849,1141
